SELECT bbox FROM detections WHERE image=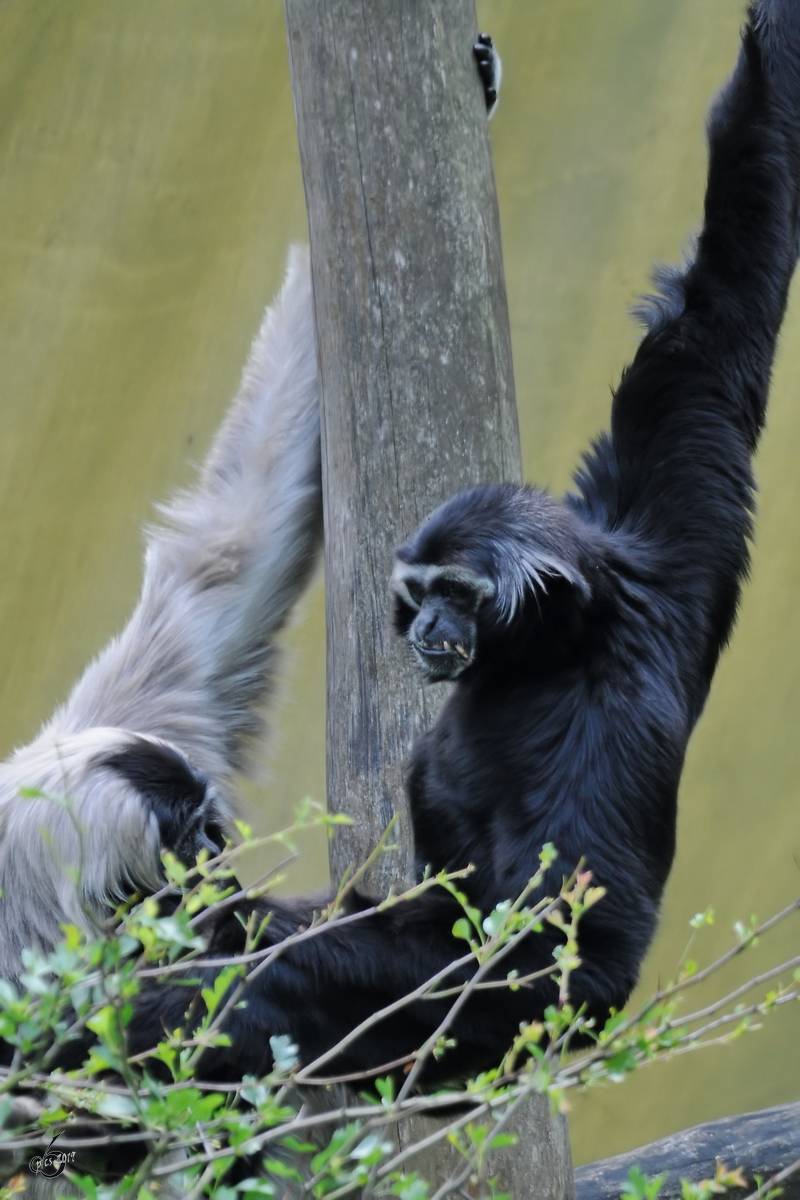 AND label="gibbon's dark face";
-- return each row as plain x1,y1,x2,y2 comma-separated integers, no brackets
391,562,494,680
100,736,227,866
392,484,596,682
